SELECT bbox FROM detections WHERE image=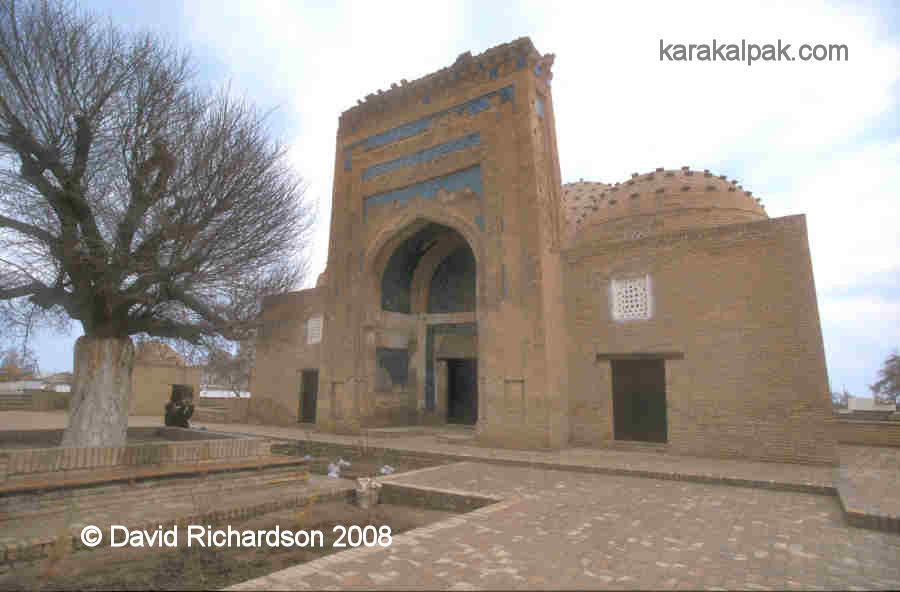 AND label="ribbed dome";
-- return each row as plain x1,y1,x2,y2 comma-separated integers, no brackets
562,167,767,248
